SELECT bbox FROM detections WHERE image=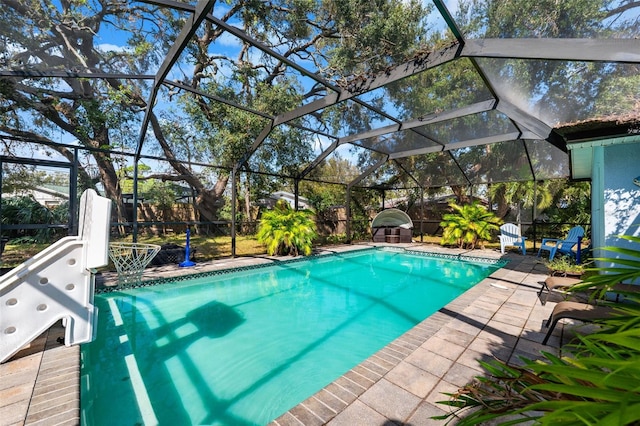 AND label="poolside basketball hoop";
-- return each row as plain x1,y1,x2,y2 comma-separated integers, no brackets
108,242,161,286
